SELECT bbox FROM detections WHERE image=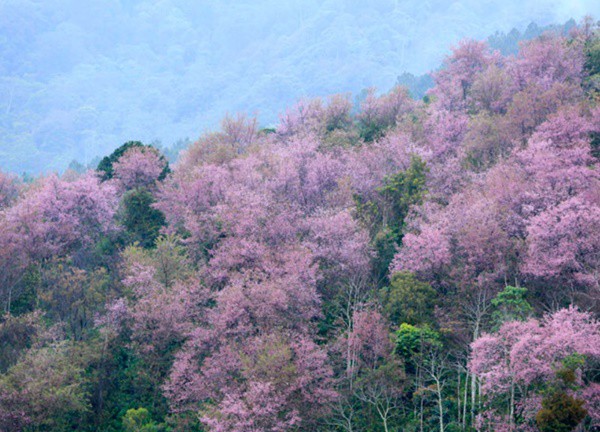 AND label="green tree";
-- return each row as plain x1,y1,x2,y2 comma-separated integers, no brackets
490,285,533,329
0,341,91,430
584,29,600,77
371,227,398,285
536,391,587,432
378,155,428,242
120,188,166,248
355,156,428,284
122,407,159,432
39,260,110,341
381,272,436,325
537,351,588,431
395,323,441,366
